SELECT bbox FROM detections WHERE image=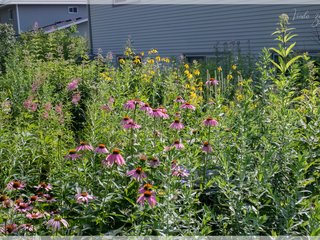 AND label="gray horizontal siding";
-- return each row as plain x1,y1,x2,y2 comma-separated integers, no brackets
0,5,18,33
90,4,320,57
